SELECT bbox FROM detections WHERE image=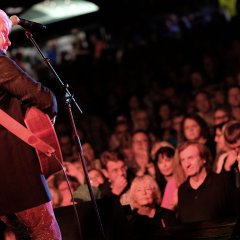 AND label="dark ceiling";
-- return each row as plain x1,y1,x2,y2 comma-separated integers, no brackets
1,0,35,10
2,0,221,46
2,0,219,17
